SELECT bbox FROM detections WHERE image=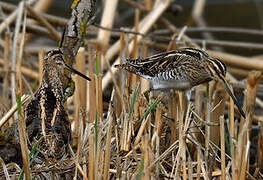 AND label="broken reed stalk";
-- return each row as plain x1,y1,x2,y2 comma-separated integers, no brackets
220,116,226,180
74,47,87,146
